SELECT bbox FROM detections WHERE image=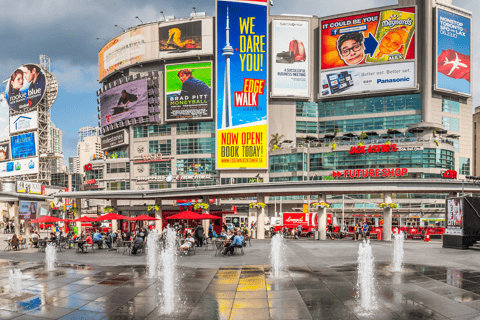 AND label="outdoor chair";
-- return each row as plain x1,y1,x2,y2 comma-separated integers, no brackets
214,241,224,256
204,238,215,251
179,239,195,256
233,245,244,256
20,239,27,250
